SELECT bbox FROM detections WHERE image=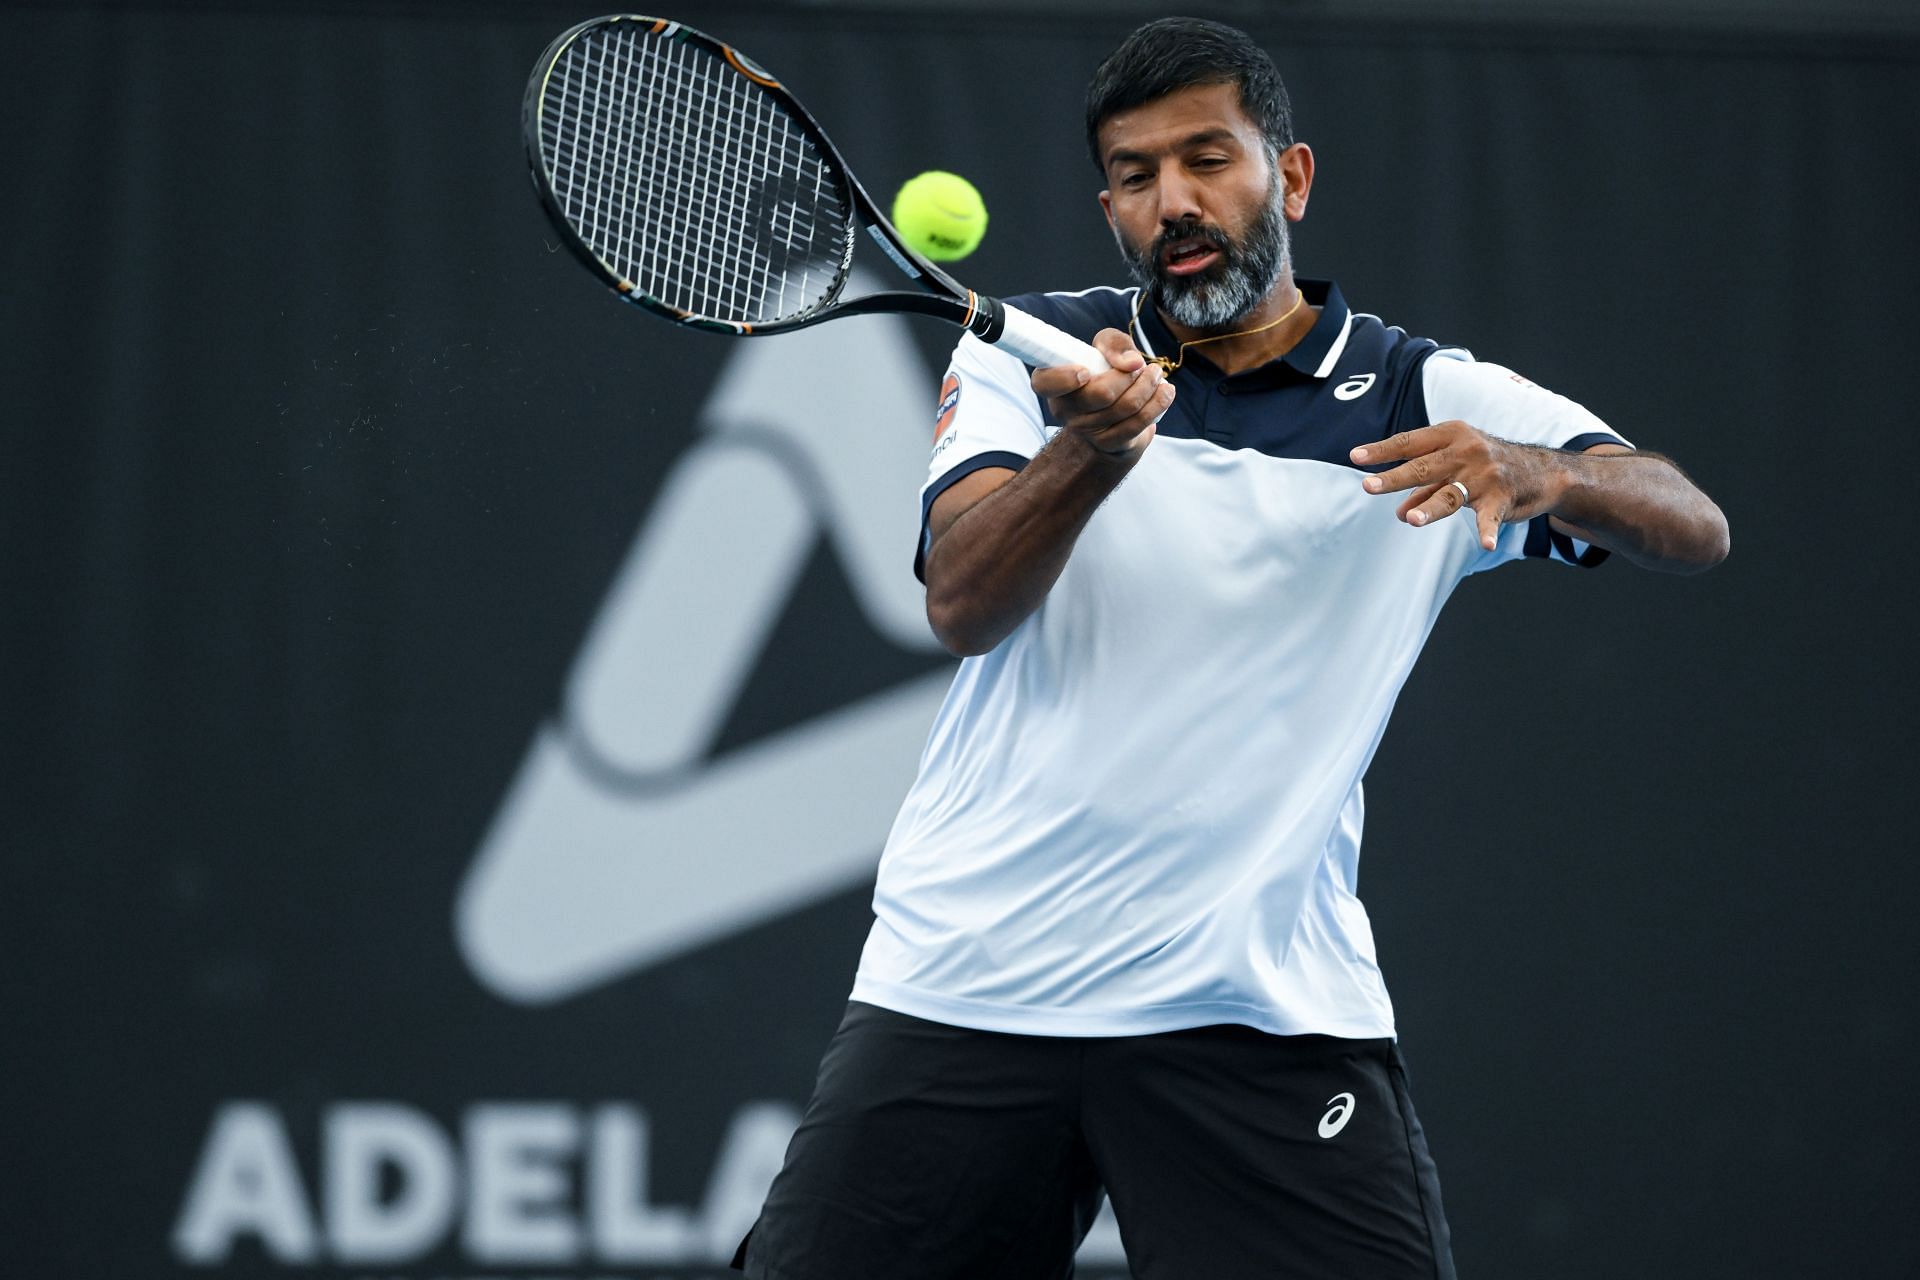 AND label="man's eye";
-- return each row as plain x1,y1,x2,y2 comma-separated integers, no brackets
1121,173,1150,188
